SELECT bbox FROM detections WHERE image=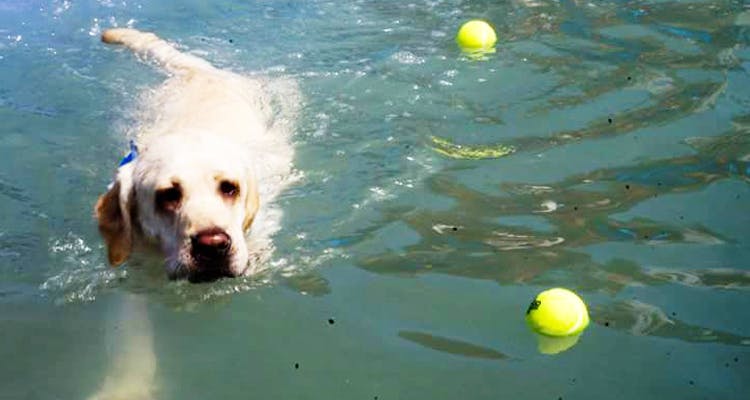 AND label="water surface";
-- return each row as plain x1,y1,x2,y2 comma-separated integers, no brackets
1,1,749,399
